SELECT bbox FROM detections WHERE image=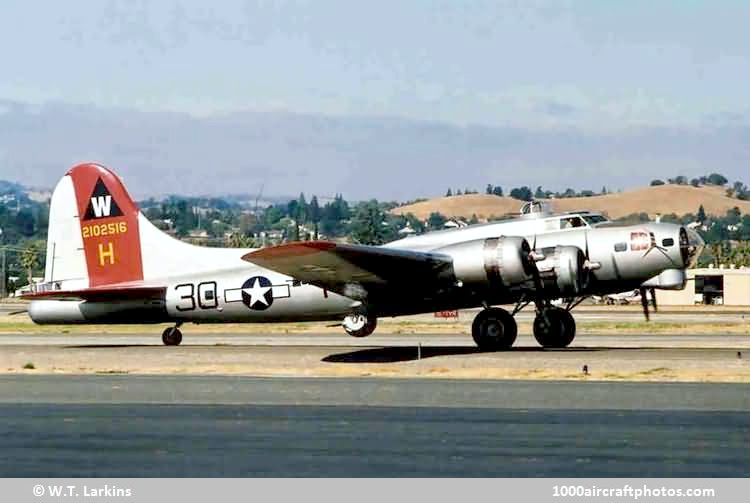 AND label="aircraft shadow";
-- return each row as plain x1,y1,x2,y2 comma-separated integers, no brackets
323,345,601,363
